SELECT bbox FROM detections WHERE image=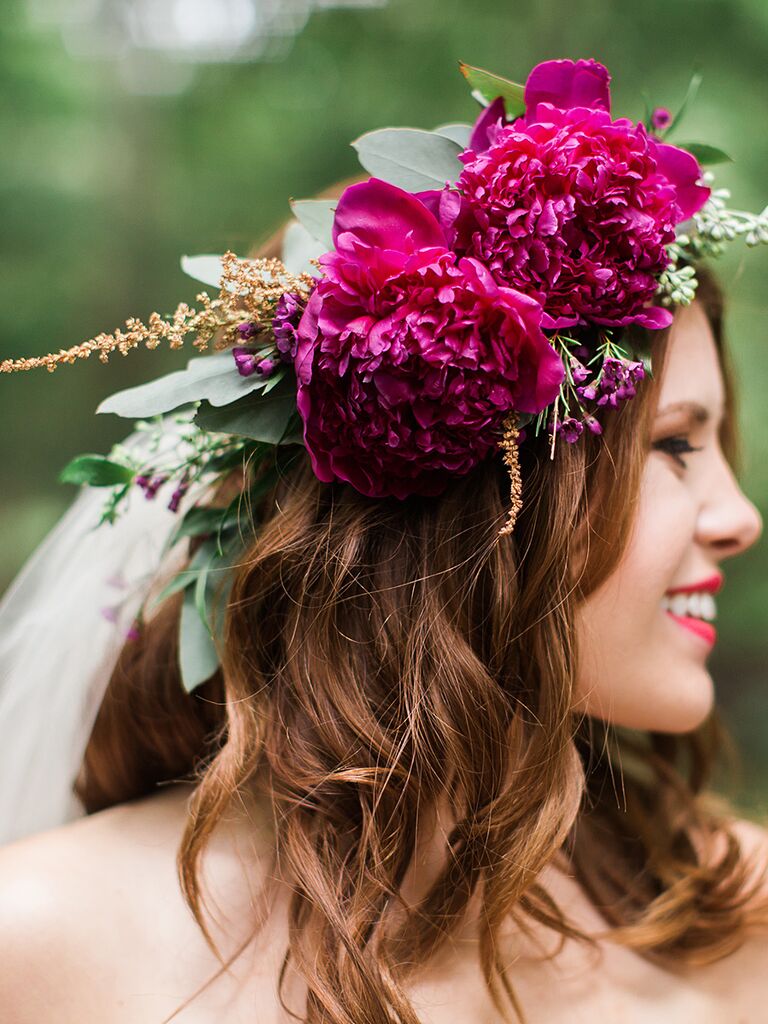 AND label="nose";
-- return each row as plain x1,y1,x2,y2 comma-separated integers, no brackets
696,452,763,559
